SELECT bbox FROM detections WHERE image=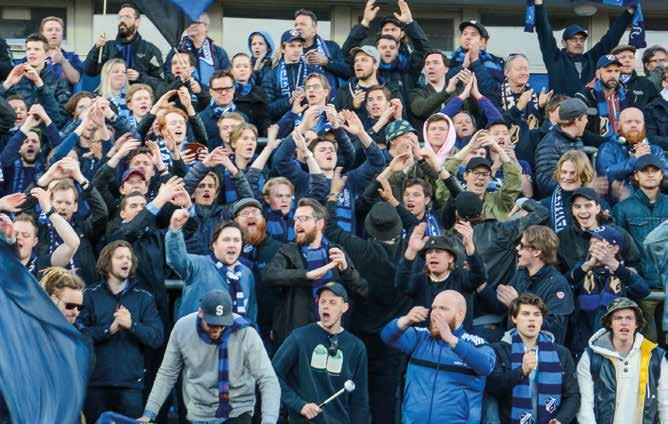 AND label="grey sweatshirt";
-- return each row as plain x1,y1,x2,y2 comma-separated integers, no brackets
143,312,281,423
